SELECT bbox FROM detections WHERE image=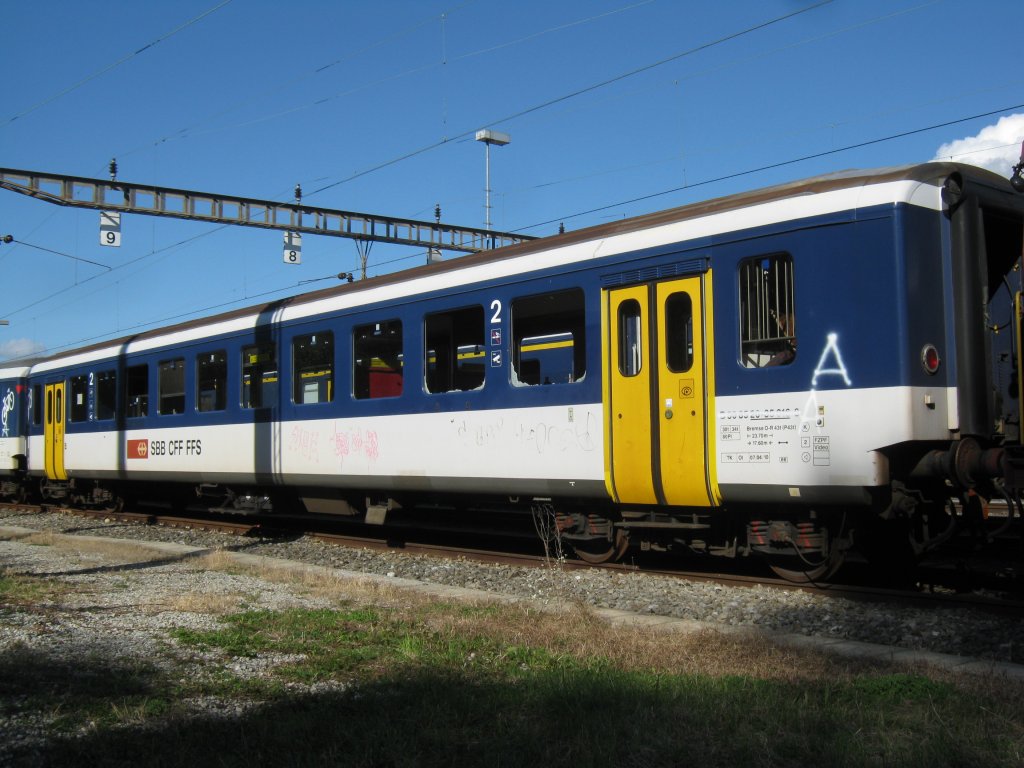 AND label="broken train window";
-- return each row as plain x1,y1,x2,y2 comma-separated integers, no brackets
739,253,796,368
